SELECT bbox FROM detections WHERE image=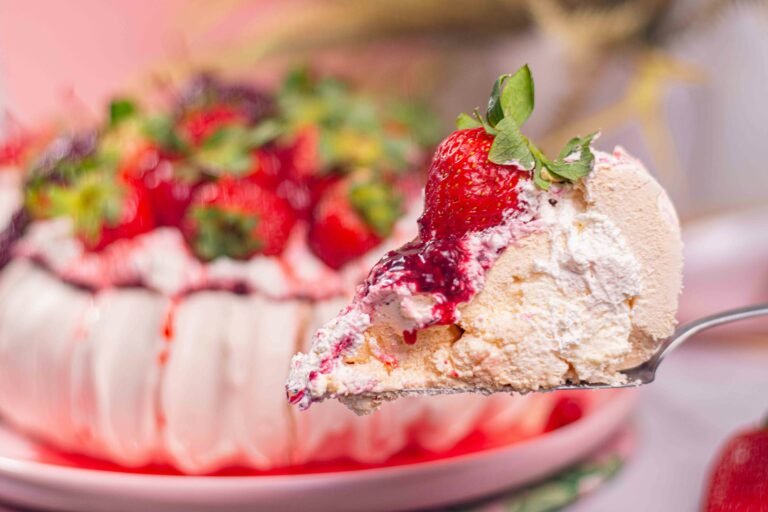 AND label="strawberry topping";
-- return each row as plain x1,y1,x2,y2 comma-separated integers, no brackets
308,180,401,269
120,146,200,227
419,127,526,240
184,177,297,260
